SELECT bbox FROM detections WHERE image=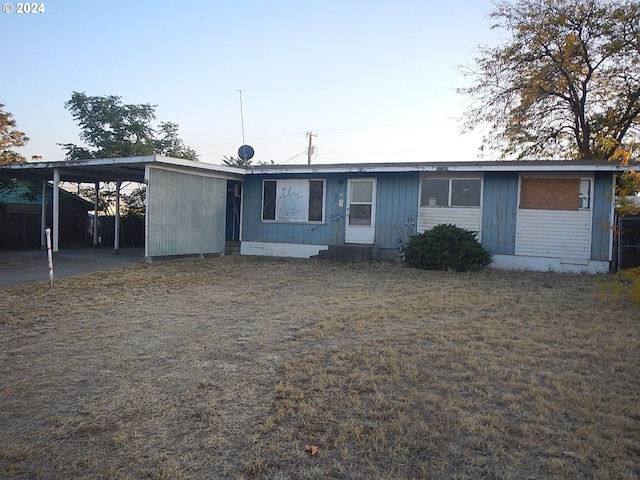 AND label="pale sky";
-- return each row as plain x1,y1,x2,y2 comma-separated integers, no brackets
1,0,503,165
